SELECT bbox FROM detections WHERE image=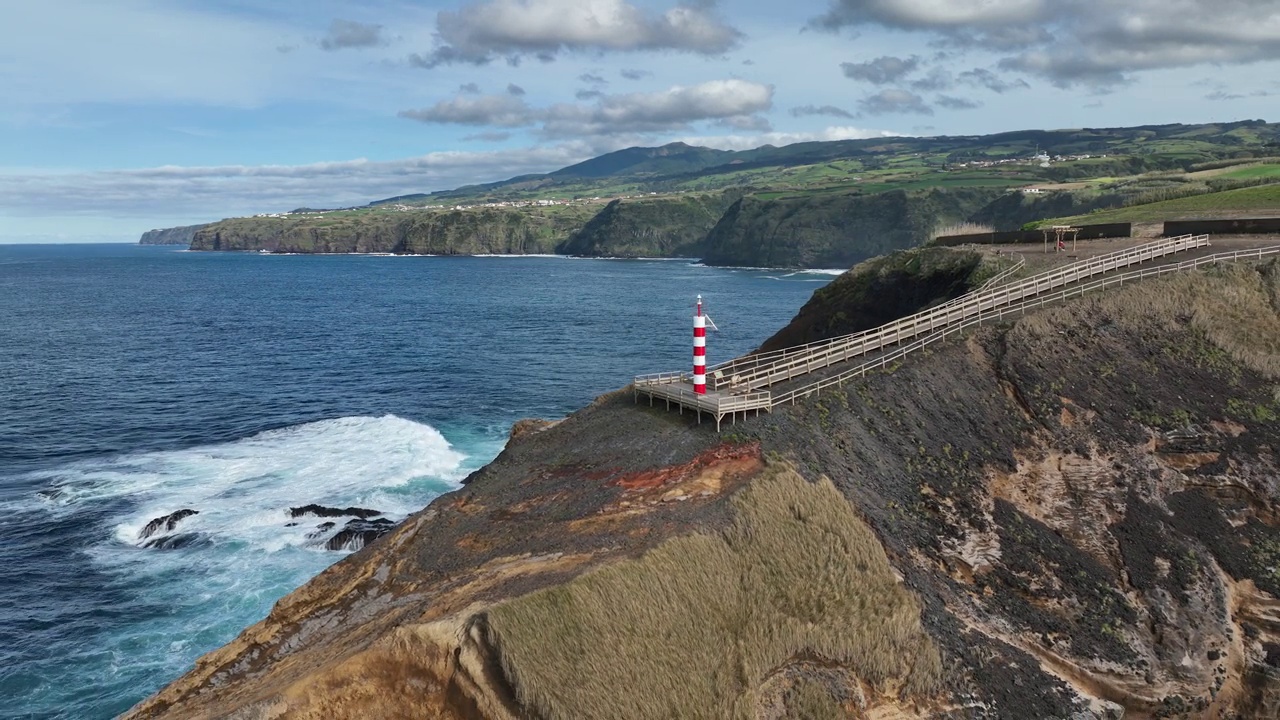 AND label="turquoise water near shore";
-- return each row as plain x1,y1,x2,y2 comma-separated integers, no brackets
0,244,834,718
